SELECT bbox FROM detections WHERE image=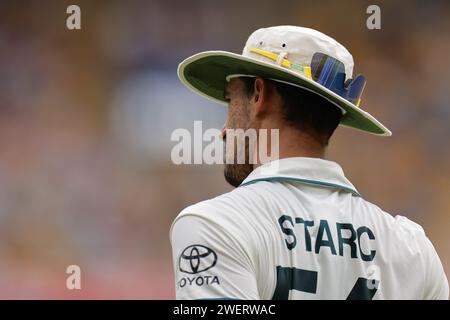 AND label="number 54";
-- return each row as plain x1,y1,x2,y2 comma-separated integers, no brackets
272,266,379,300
